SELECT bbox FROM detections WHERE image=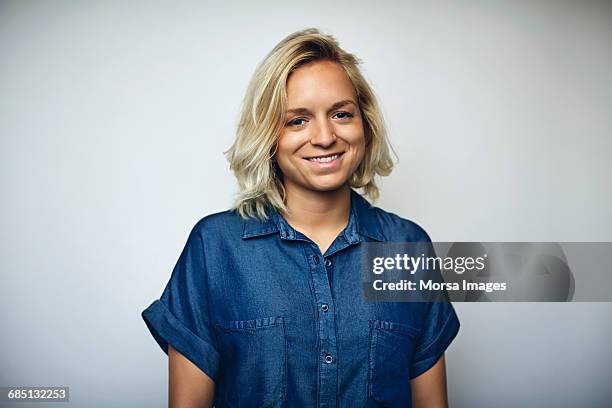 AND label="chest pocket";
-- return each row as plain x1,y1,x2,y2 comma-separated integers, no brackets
368,319,420,407
216,316,286,408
